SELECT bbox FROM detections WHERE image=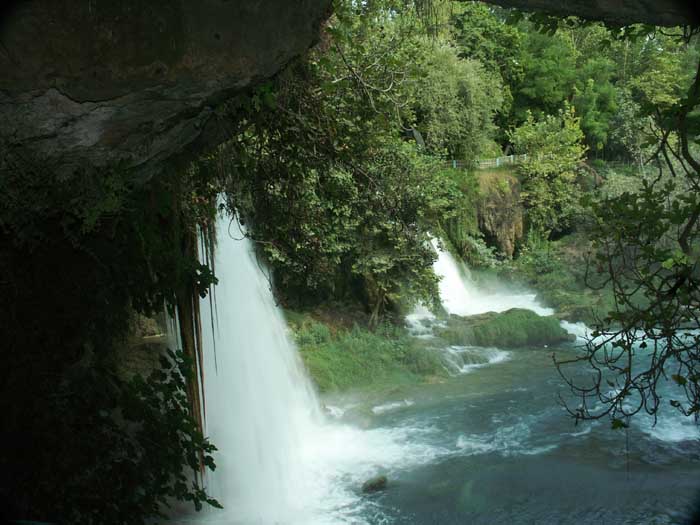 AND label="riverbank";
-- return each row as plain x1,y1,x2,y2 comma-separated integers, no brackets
285,307,447,393
495,232,615,326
